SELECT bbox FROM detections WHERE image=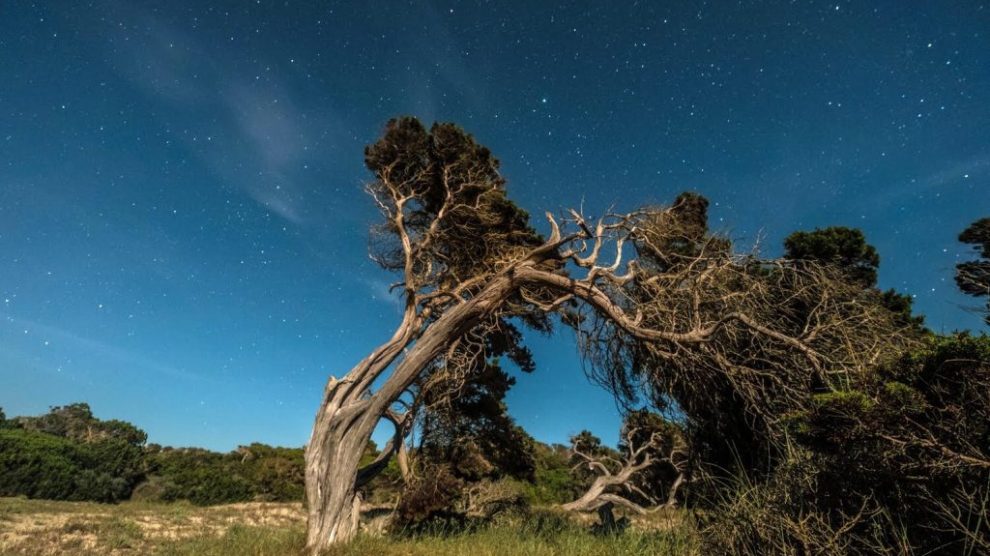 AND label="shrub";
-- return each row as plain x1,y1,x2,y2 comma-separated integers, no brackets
393,464,464,528
707,333,990,555
141,445,302,505
0,428,143,502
